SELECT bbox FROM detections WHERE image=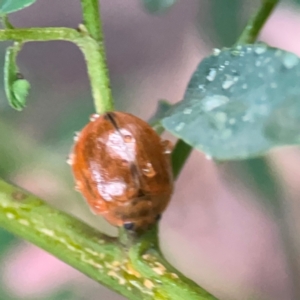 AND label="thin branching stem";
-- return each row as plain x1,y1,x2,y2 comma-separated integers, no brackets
0,27,113,114
79,0,114,113
236,0,279,45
